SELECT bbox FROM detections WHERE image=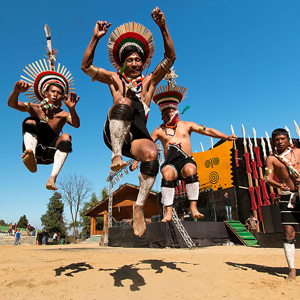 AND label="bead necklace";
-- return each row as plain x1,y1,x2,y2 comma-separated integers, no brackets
121,73,144,94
